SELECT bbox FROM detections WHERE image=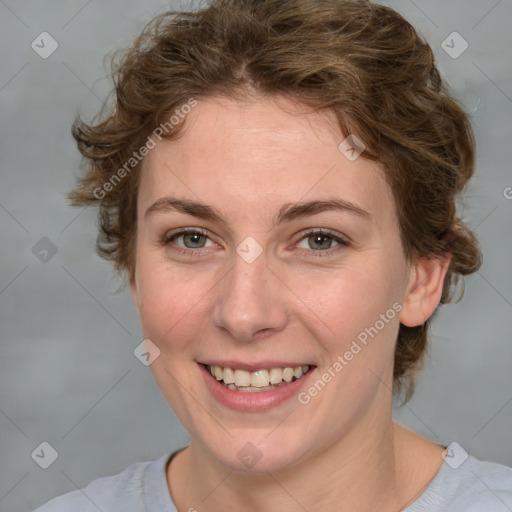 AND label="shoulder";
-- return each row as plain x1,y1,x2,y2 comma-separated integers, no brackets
408,442,512,512
32,453,174,512
459,451,512,508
